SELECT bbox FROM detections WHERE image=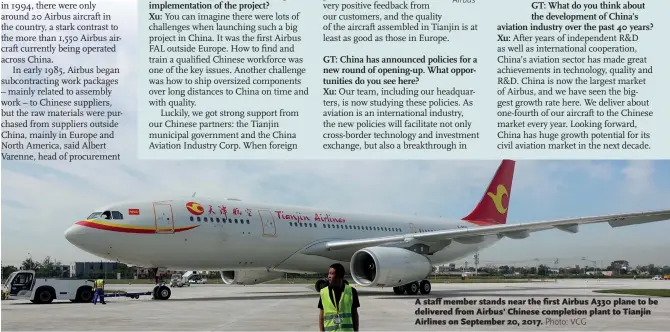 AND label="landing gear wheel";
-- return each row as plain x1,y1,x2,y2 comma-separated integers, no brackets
405,282,419,295
155,285,171,300
419,280,431,295
393,286,405,295
315,279,328,292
